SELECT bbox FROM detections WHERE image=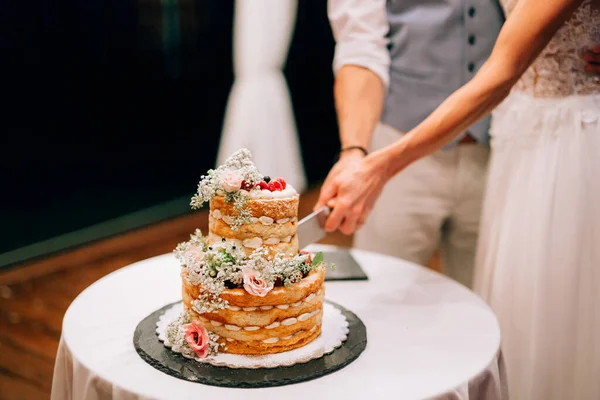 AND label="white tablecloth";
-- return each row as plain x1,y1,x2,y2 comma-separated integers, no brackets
52,245,507,400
